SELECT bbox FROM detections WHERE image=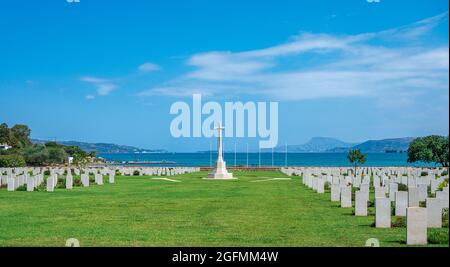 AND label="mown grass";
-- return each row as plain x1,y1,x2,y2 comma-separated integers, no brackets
0,171,447,247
